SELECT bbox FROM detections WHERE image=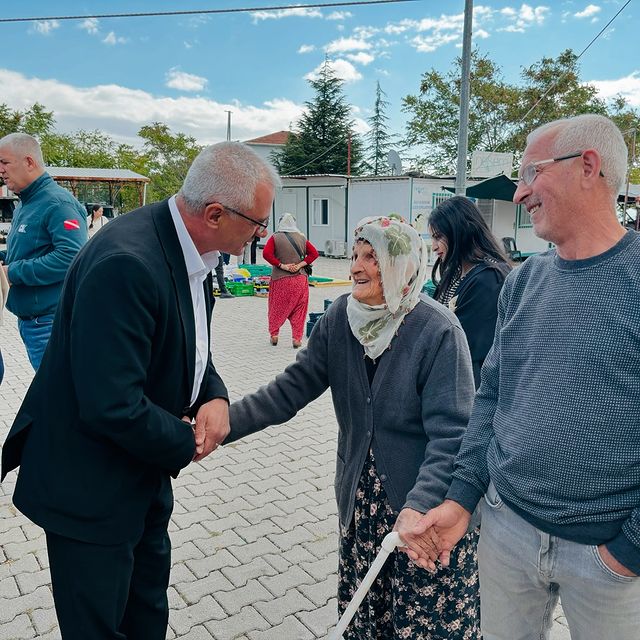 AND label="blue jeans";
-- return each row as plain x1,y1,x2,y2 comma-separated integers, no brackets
18,313,55,371
478,481,640,639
